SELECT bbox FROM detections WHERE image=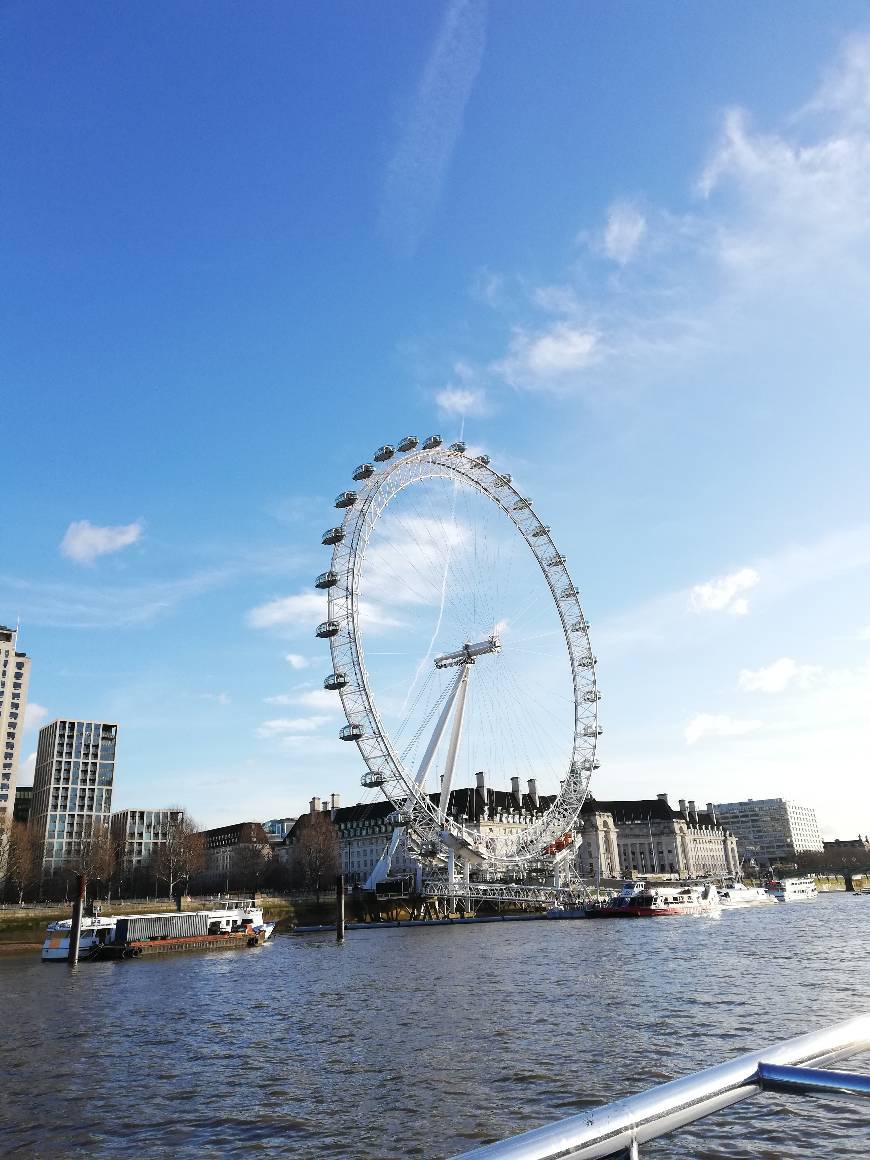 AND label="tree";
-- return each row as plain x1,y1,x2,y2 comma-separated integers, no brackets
150,811,205,899
4,822,43,904
231,834,271,895
288,812,340,901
